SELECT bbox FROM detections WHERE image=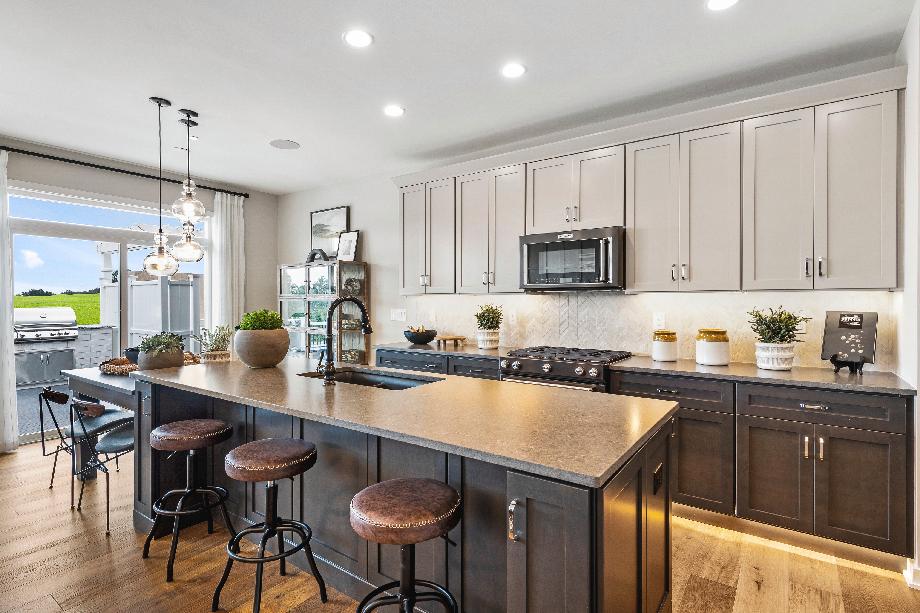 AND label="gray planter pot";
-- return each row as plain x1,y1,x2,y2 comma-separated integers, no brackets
234,328,289,368
137,350,184,370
